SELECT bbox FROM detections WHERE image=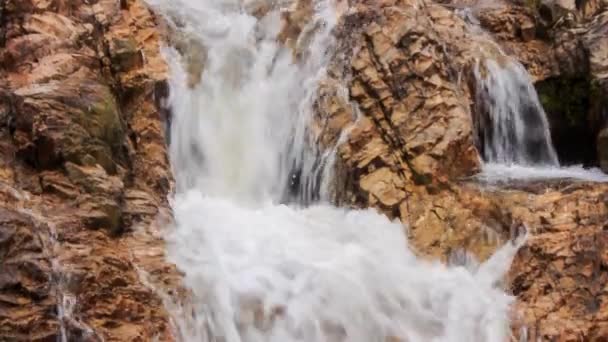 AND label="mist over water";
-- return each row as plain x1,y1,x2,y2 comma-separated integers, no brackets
147,0,525,341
